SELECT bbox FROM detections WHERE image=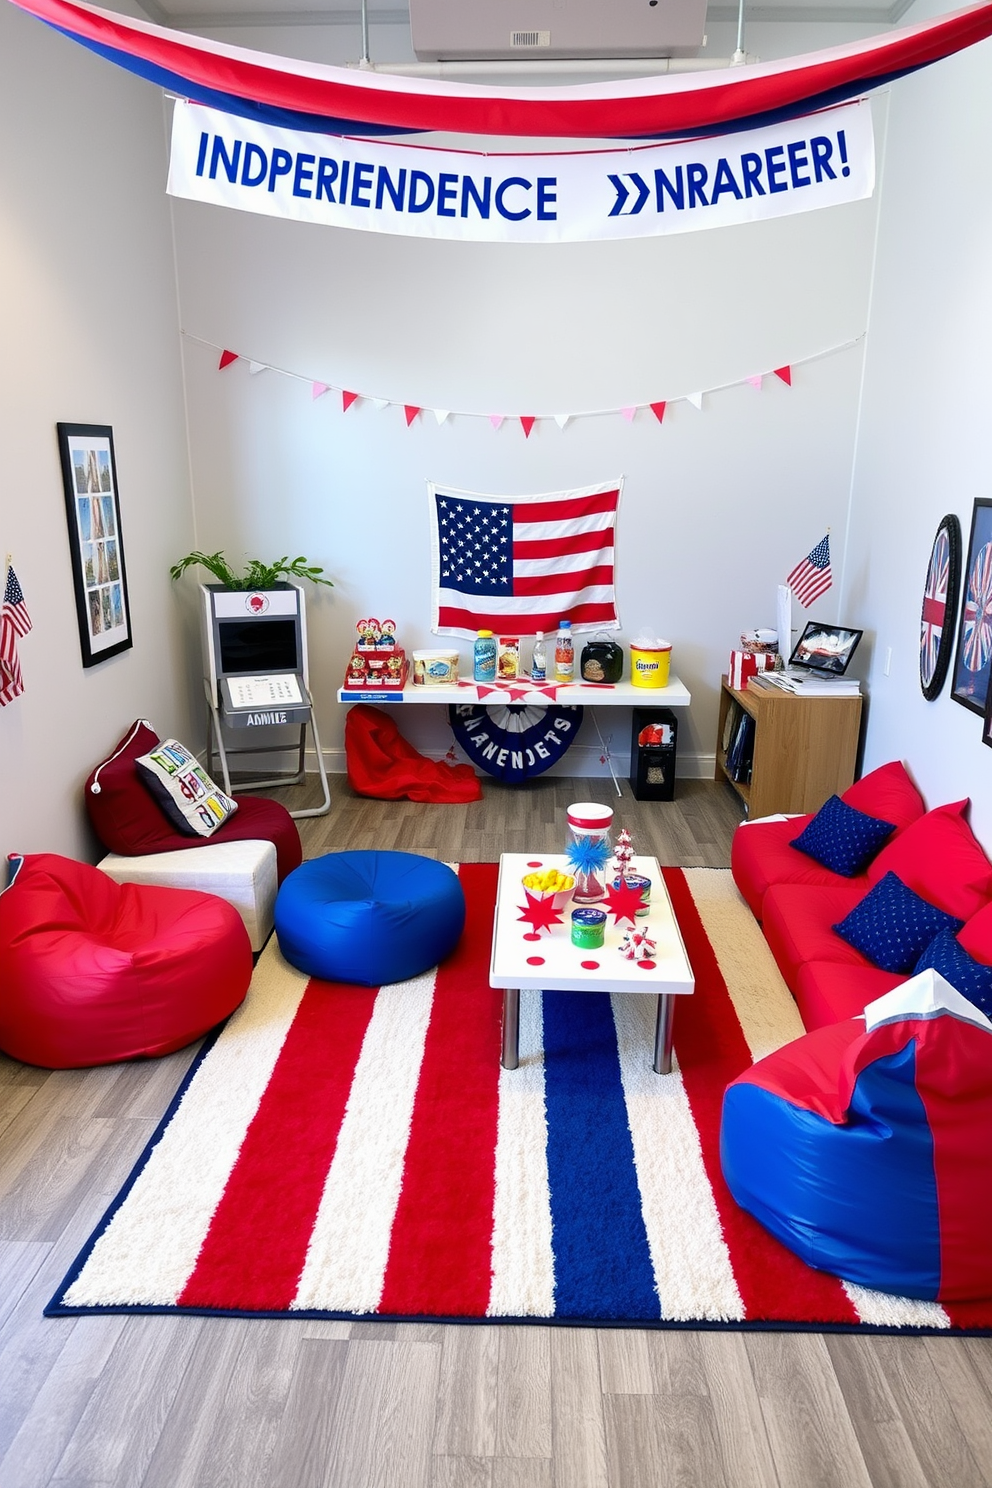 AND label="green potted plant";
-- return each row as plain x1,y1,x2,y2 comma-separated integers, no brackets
170,551,333,590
